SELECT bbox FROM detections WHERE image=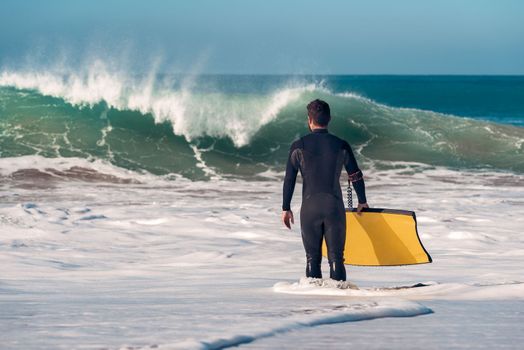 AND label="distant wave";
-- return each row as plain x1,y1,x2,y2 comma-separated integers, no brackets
1,66,523,179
